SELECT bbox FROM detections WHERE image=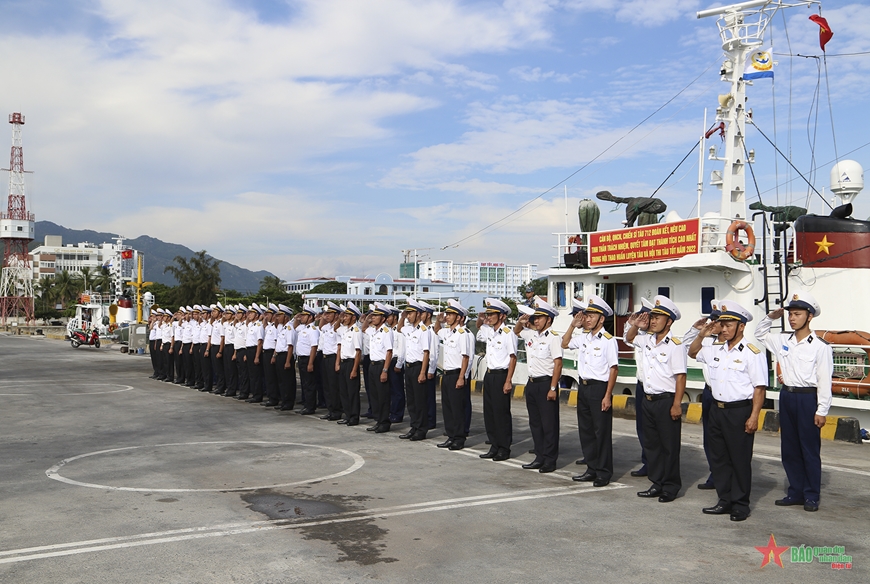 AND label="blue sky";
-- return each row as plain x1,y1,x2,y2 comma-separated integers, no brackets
1,0,868,280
